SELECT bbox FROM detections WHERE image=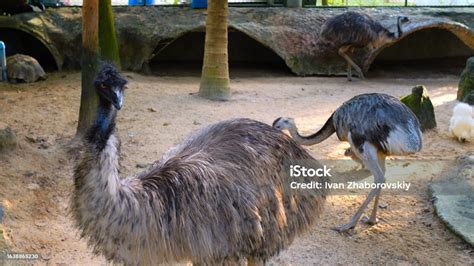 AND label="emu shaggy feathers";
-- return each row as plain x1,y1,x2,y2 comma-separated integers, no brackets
72,118,328,265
